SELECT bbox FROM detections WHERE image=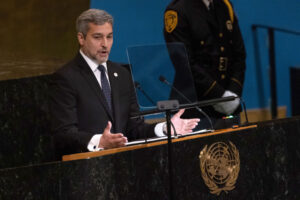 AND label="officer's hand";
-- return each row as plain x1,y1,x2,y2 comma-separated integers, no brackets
213,90,240,115
98,121,128,149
